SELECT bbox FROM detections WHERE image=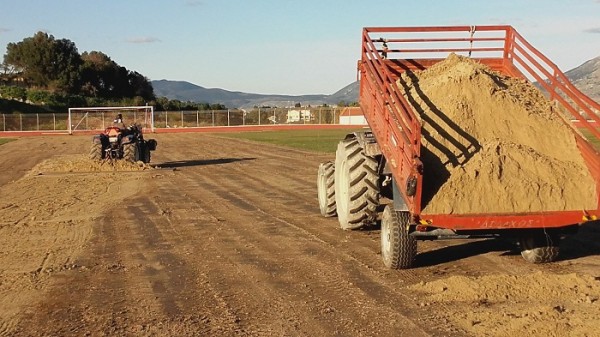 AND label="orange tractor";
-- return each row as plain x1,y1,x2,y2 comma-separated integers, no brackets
90,123,157,163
